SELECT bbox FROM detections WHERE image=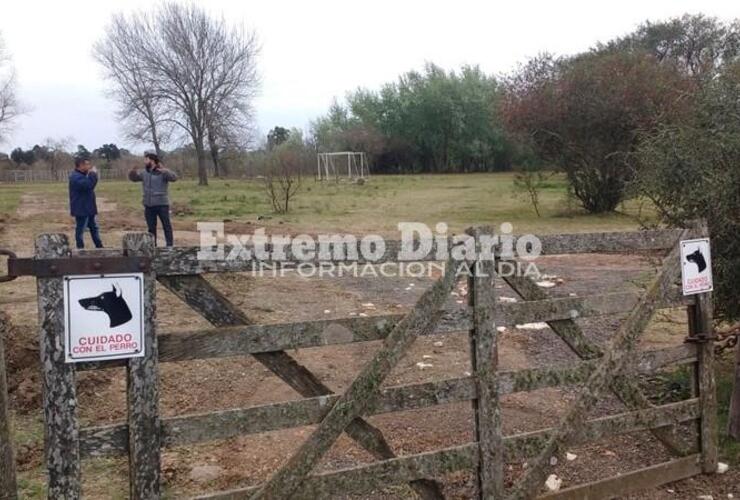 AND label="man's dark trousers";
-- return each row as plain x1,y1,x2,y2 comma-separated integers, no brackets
74,215,103,249
144,205,174,247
